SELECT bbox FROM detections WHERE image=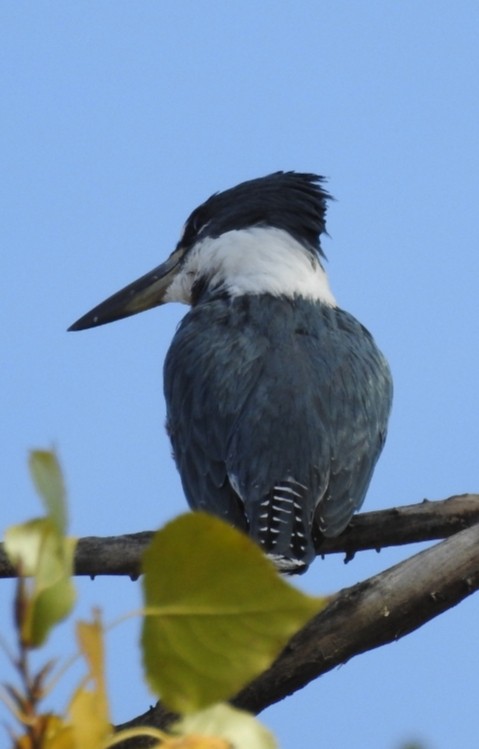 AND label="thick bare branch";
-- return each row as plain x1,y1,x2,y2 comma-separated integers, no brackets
2,494,478,748
118,521,479,743
1,494,478,579
236,521,479,713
